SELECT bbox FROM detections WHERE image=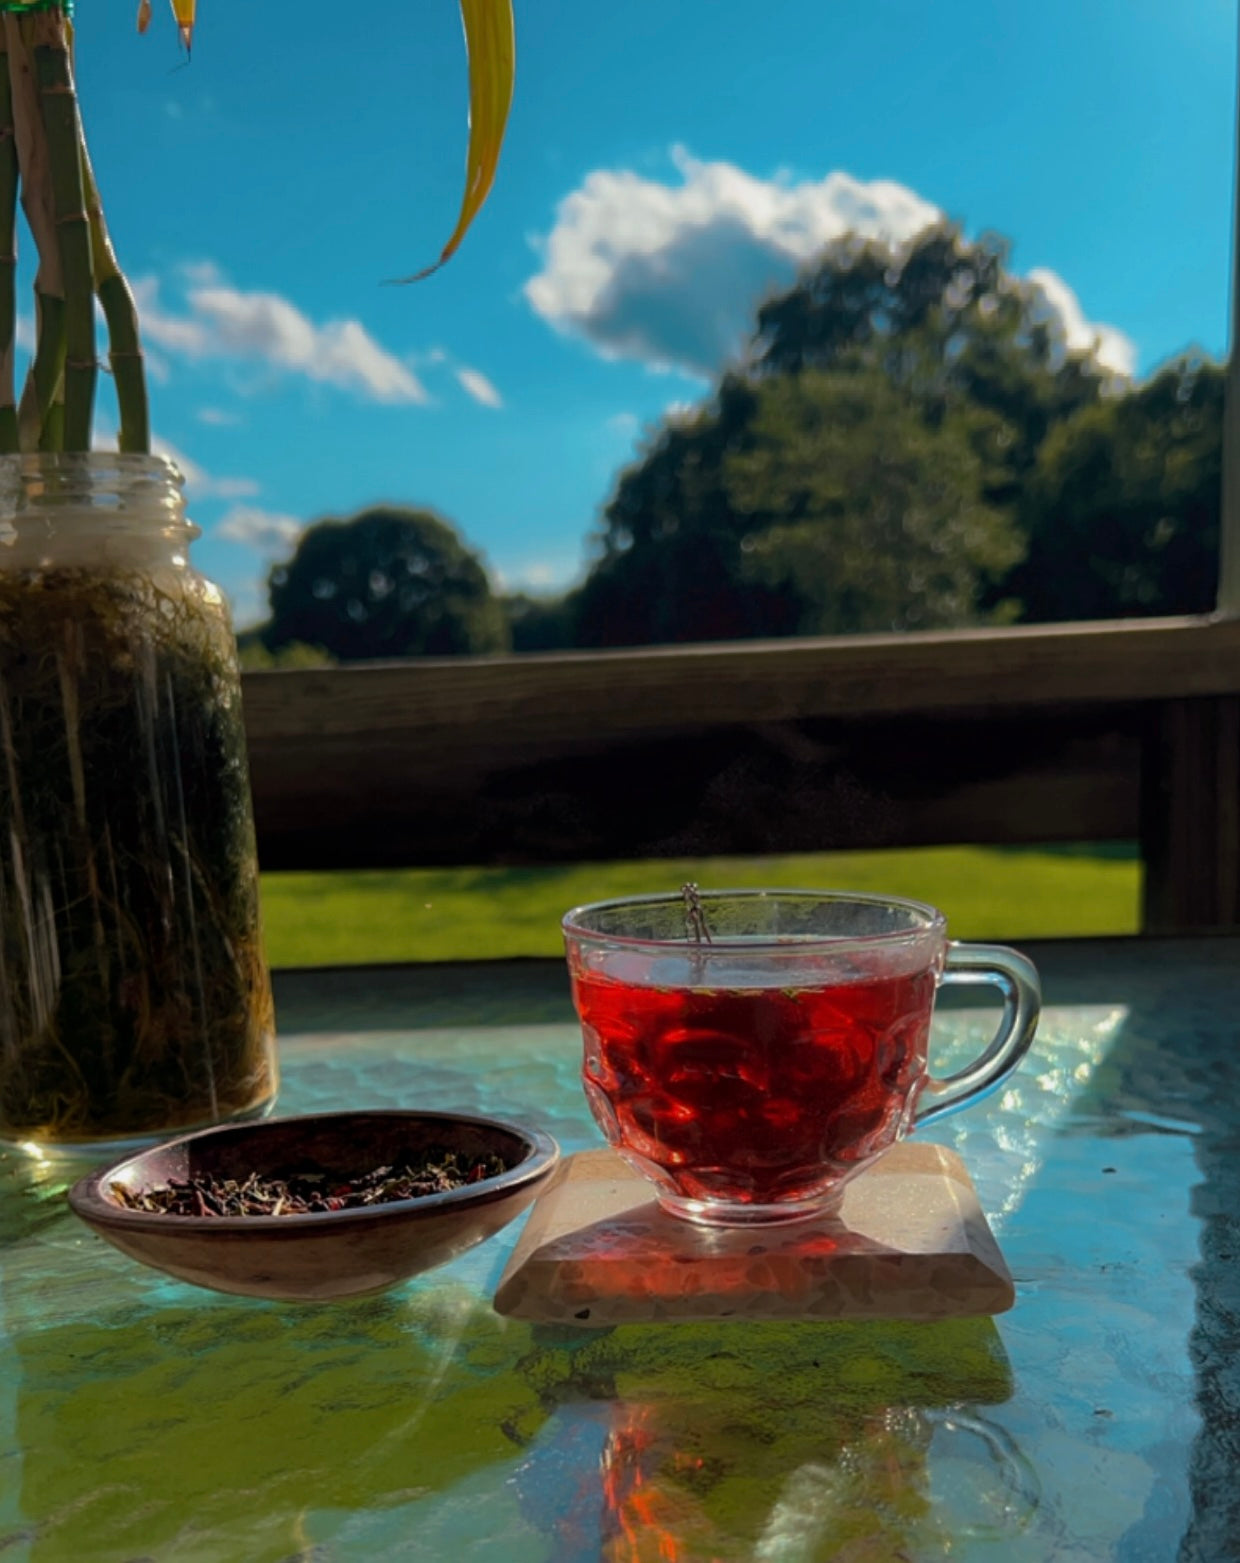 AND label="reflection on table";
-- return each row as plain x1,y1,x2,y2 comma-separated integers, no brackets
0,937,1232,1561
